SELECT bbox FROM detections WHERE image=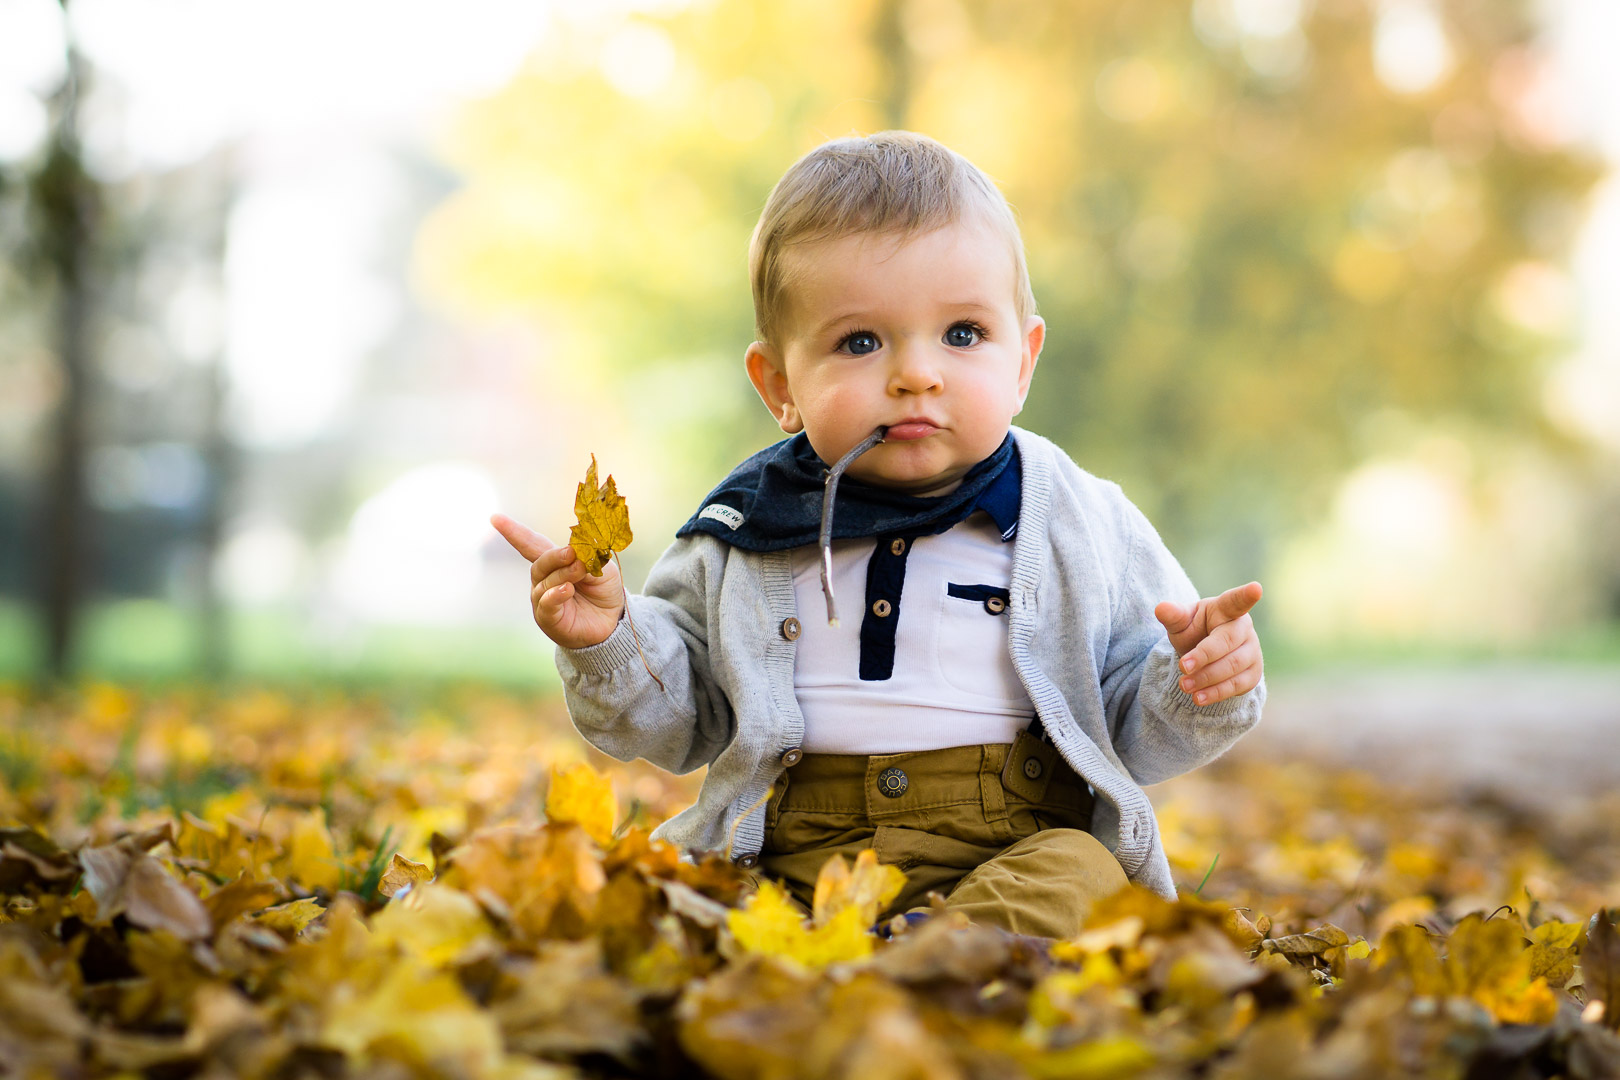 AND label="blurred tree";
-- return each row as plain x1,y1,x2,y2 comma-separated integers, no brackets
29,3,98,680
417,0,1602,589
